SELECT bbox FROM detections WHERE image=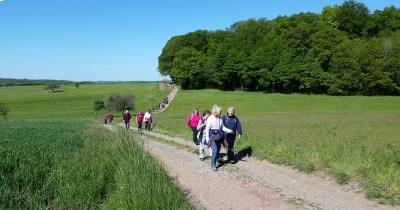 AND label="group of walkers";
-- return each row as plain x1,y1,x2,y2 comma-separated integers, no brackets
158,97,169,111
102,113,114,124
134,110,153,131
102,101,242,173
121,109,153,131
186,105,242,172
